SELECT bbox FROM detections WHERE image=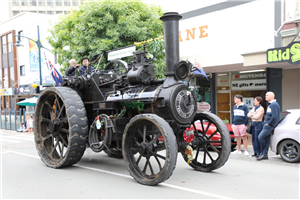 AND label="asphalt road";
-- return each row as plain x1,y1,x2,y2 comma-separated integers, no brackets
1,130,299,199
